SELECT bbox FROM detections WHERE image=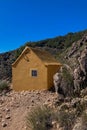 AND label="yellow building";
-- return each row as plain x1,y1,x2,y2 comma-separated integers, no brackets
12,46,61,91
